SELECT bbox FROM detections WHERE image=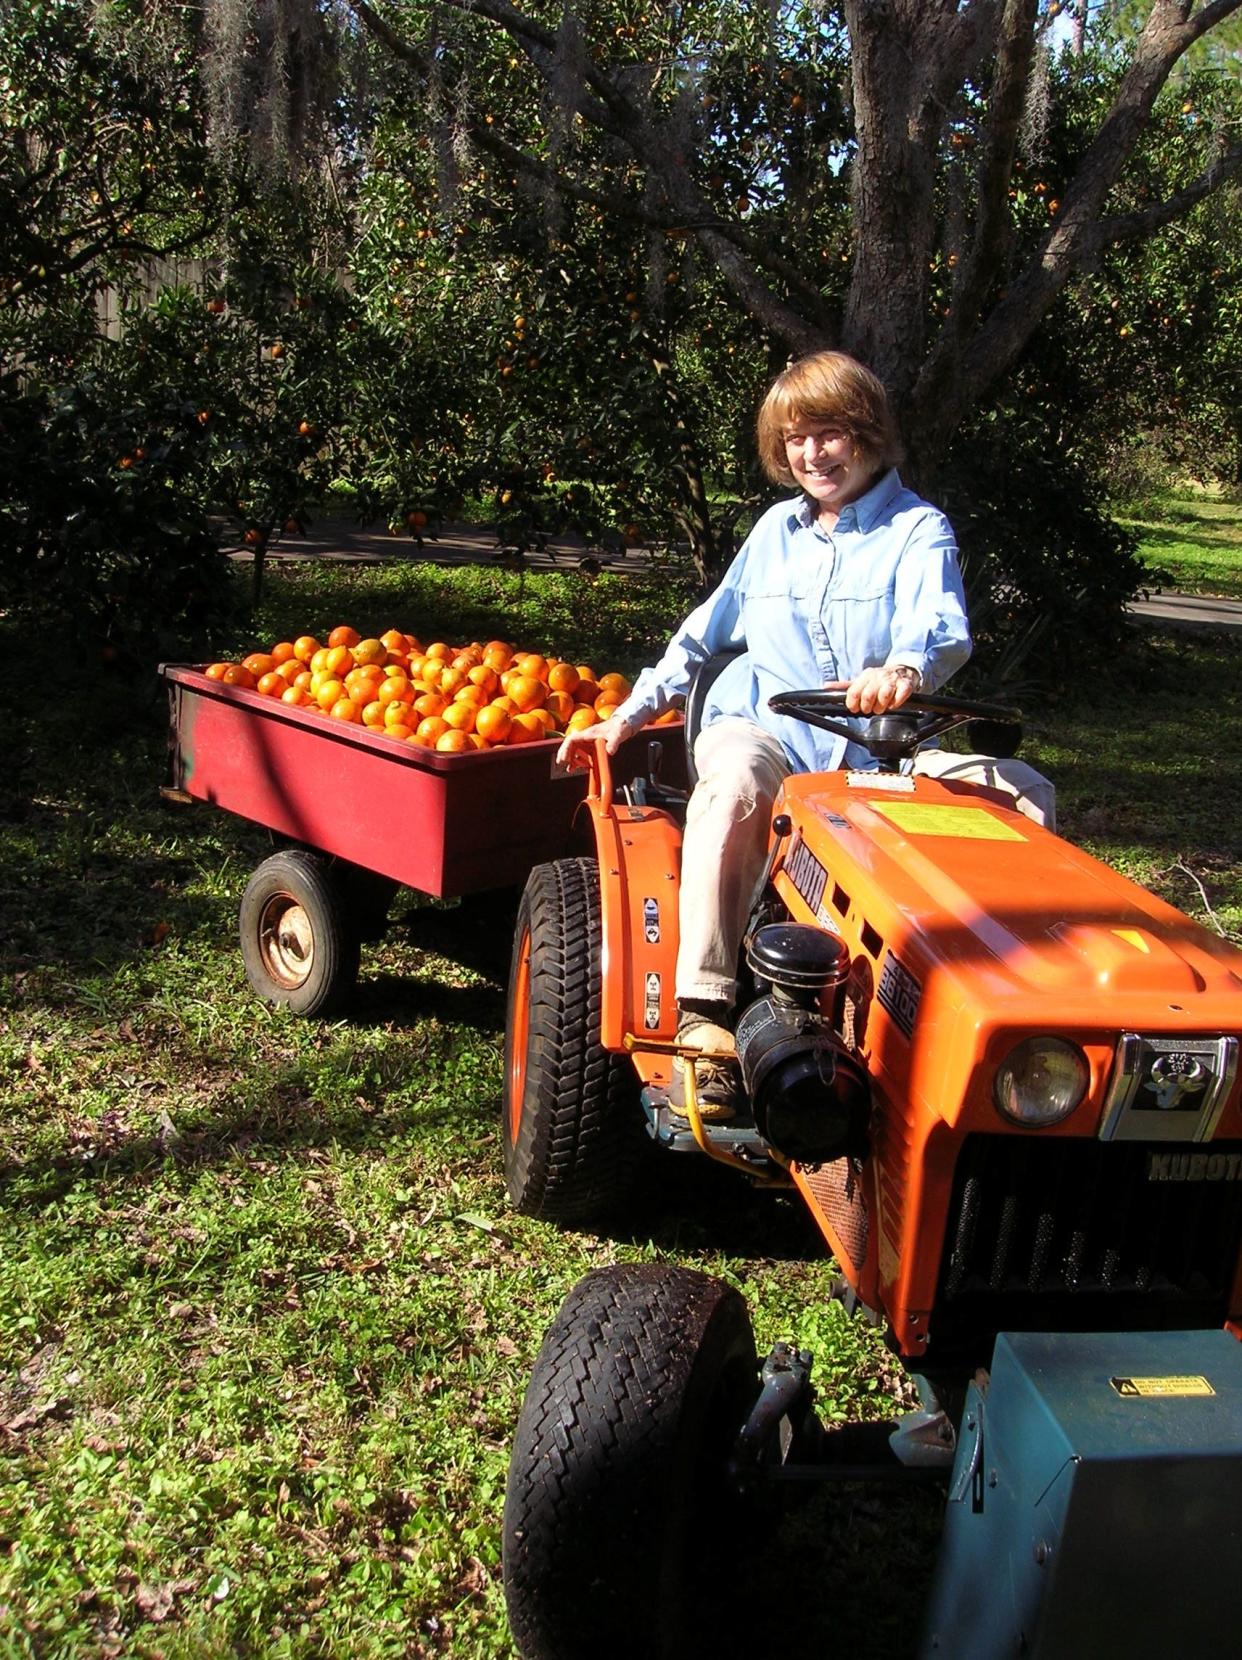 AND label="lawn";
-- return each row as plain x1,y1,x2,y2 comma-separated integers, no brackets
1119,485,1242,599
1,557,1239,1657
